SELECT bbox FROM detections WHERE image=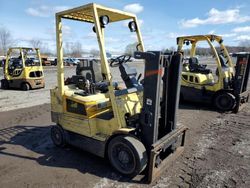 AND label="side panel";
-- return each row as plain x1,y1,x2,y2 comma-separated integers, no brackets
6,67,25,80
8,78,45,89
115,91,143,127
66,130,106,157
51,88,91,136
59,113,91,136
51,87,120,140
181,86,213,103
